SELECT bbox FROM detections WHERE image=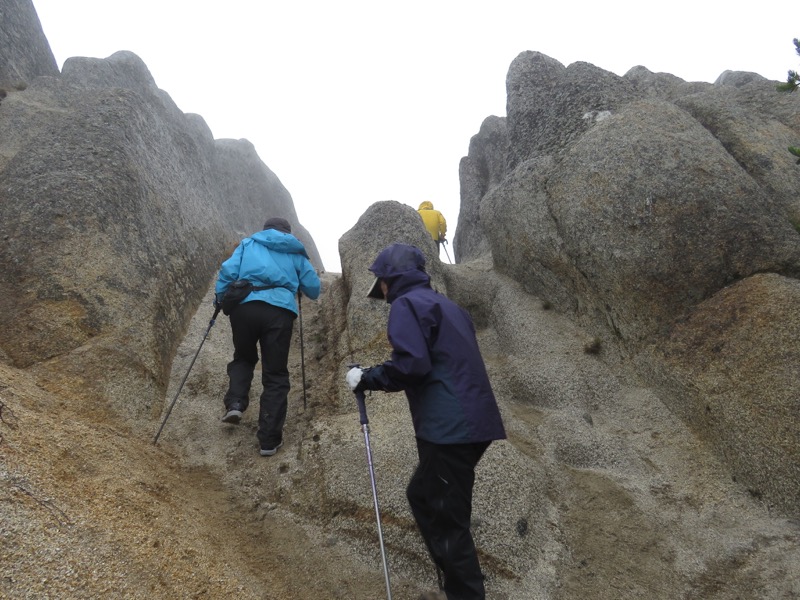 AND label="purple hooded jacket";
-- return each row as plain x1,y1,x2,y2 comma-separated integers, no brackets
361,244,506,445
